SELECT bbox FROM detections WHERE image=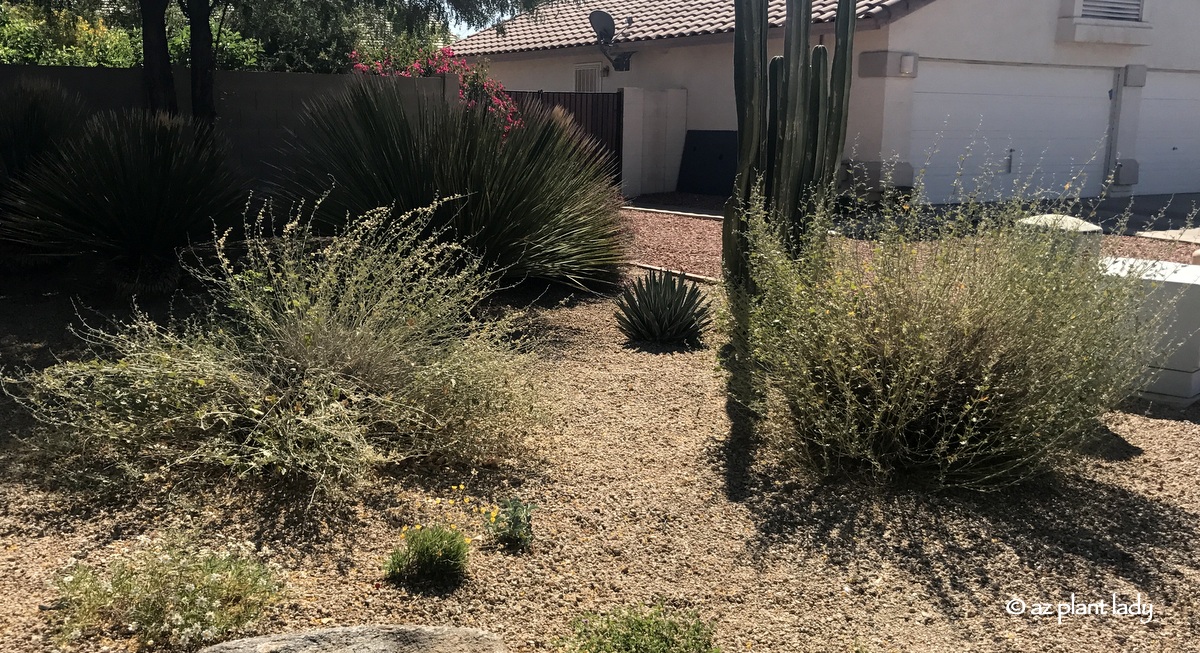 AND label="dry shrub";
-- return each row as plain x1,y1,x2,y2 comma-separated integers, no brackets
741,188,1173,489
6,202,534,500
